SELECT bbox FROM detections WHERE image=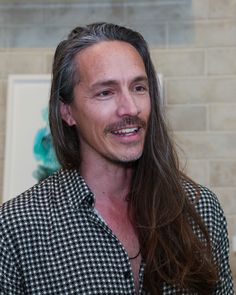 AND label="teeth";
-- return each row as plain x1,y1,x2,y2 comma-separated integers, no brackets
112,127,138,135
